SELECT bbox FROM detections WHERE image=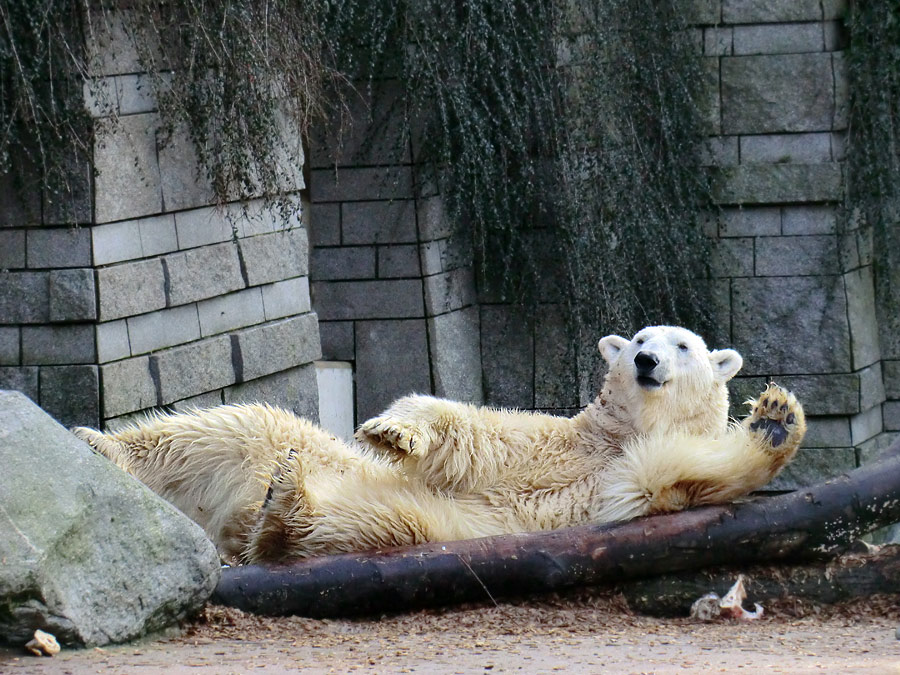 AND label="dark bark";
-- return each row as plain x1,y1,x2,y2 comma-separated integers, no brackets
213,439,900,618
621,544,900,616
